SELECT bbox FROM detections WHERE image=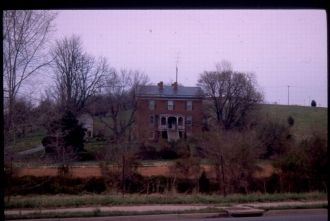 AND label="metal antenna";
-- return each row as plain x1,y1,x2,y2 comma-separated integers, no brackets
176,53,180,83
